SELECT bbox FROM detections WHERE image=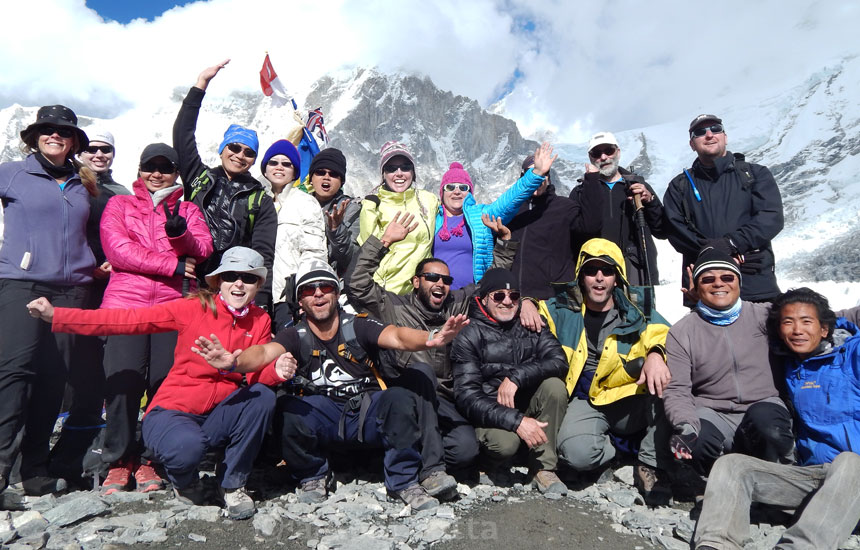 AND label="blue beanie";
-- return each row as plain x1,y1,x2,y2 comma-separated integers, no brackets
261,140,301,178
218,124,259,159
